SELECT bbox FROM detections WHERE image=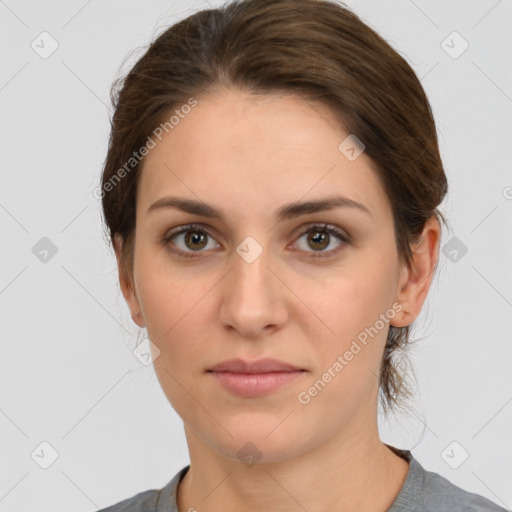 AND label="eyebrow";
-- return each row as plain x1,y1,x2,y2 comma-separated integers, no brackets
147,194,371,222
